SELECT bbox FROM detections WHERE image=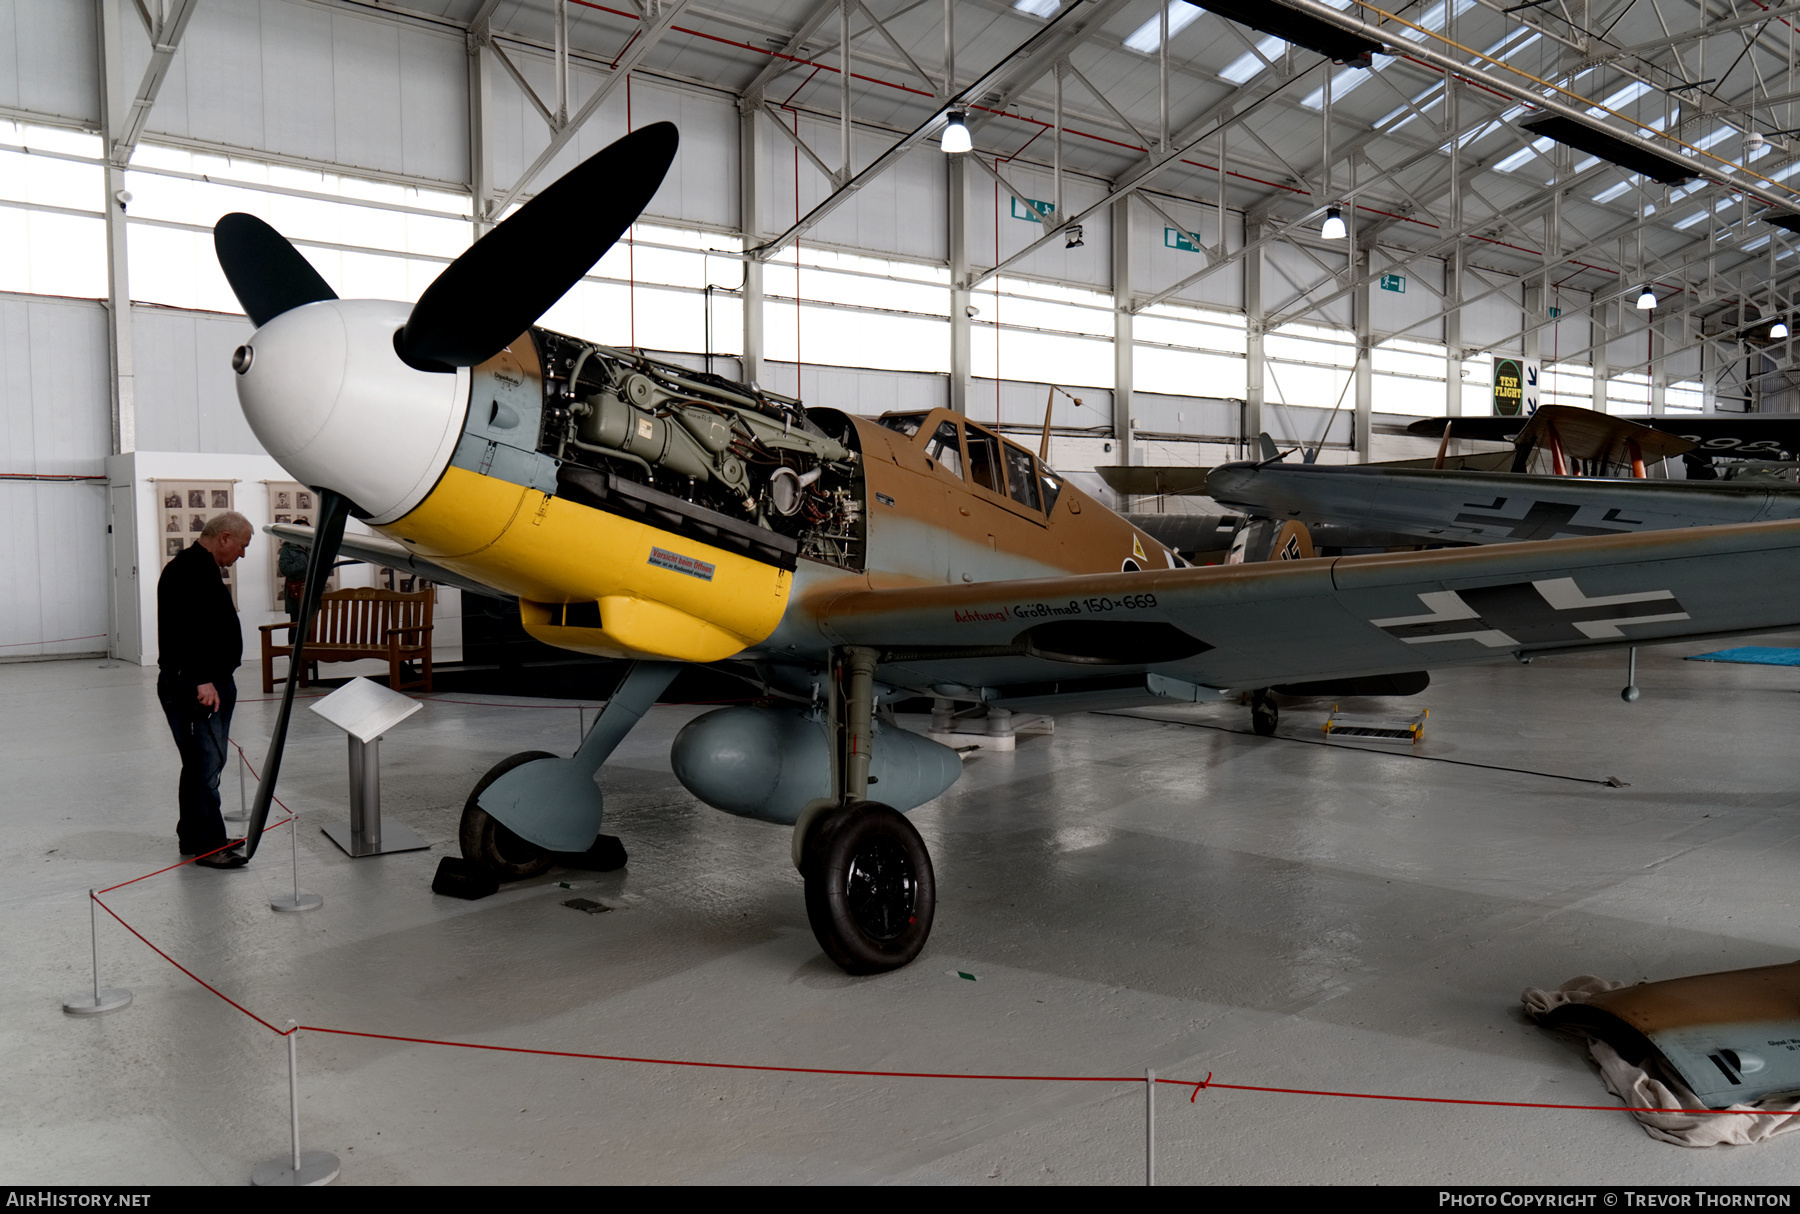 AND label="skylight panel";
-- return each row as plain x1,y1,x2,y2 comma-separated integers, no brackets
1299,0,1471,109
1691,126,1734,152
1591,178,1637,203
1483,28,1536,59
1217,34,1285,82
1587,81,1652,117
1014,0,1061,15
1126,3,1201,54
1377,82,1443,131
1448,118,1499,150
1673,211,1706,229
1574,155,1600,172
1742,234,1770,252
1301,67,1369,109
1494,136,1554,173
